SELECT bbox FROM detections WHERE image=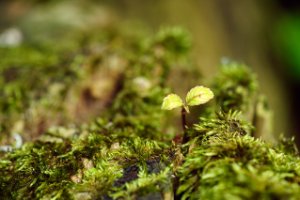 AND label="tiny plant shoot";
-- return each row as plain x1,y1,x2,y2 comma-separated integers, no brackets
162,86,214,143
